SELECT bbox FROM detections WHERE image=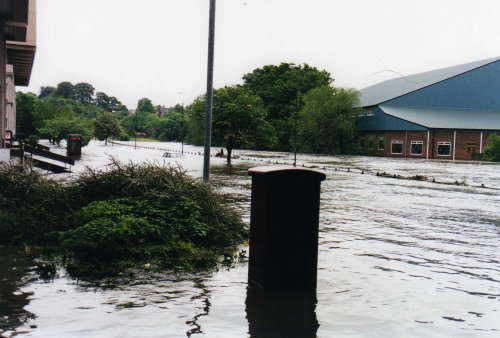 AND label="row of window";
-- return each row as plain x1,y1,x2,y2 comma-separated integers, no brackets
378,138,452,156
